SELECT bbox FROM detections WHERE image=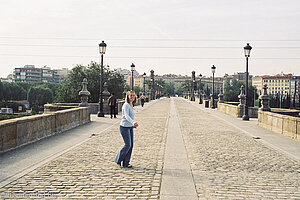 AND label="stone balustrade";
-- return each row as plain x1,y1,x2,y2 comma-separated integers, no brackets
49,99,126,115
217,102,258,118
258,110,300,140
0,106,91,153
